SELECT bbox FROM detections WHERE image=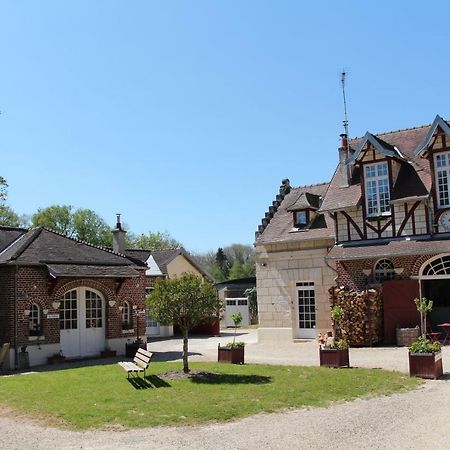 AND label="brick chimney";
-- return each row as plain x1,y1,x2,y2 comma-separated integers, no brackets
112,213,126,254
338,133,350,187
